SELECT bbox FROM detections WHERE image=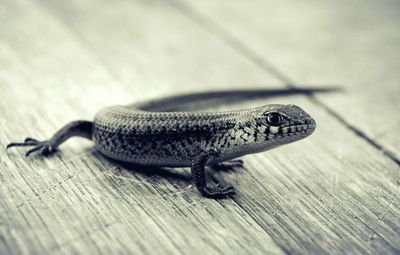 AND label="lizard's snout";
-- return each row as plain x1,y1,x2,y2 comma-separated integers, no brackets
305,117,316,134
